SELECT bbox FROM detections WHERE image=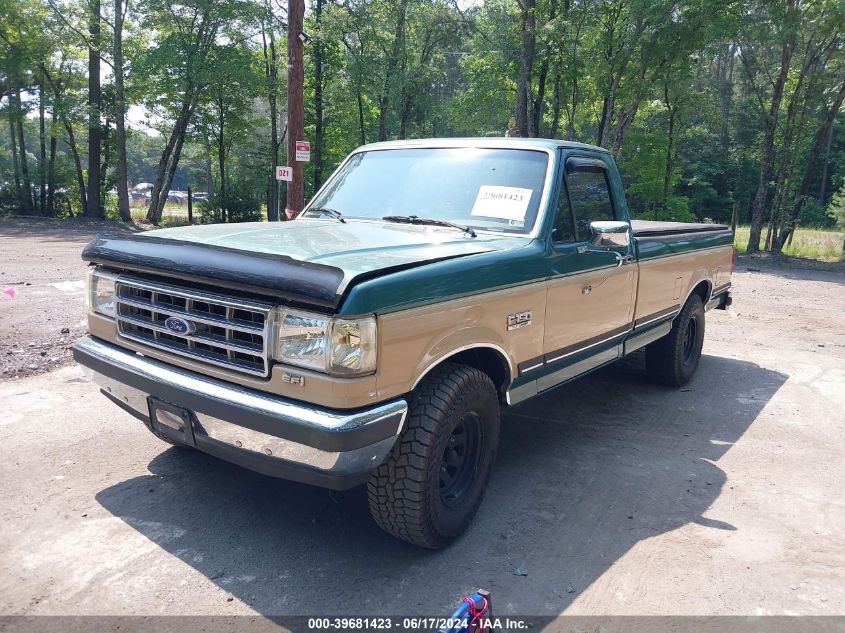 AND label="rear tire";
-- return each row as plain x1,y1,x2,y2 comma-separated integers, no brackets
367,363,500,548
645,294,705,387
